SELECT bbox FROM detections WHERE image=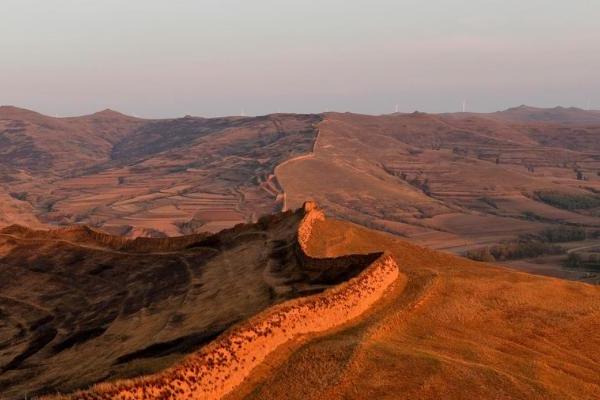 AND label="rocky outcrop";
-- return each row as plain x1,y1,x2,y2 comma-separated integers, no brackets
47,202,400,400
